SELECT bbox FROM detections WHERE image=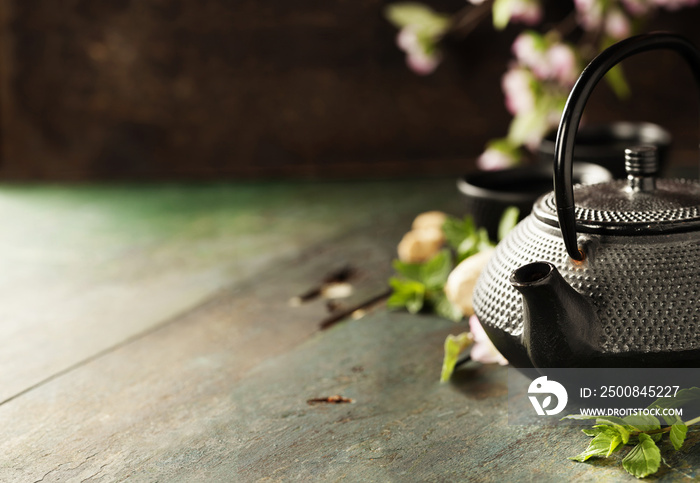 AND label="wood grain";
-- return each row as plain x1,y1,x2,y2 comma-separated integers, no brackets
4,2,700,180
0,179,697,481
0,179,460,404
